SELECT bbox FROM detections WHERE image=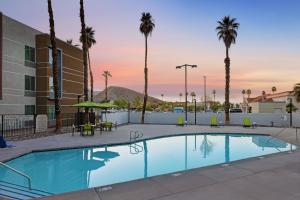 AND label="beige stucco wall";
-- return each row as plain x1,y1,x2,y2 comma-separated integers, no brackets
249,102,286,113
